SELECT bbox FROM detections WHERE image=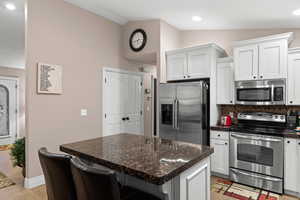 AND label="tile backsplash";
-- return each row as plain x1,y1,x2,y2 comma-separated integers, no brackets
218,105,300,124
